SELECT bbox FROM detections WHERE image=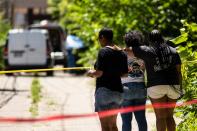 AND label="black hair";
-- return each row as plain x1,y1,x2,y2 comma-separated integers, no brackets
149,29,164,46
124,30,144,47
99,28,113,41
